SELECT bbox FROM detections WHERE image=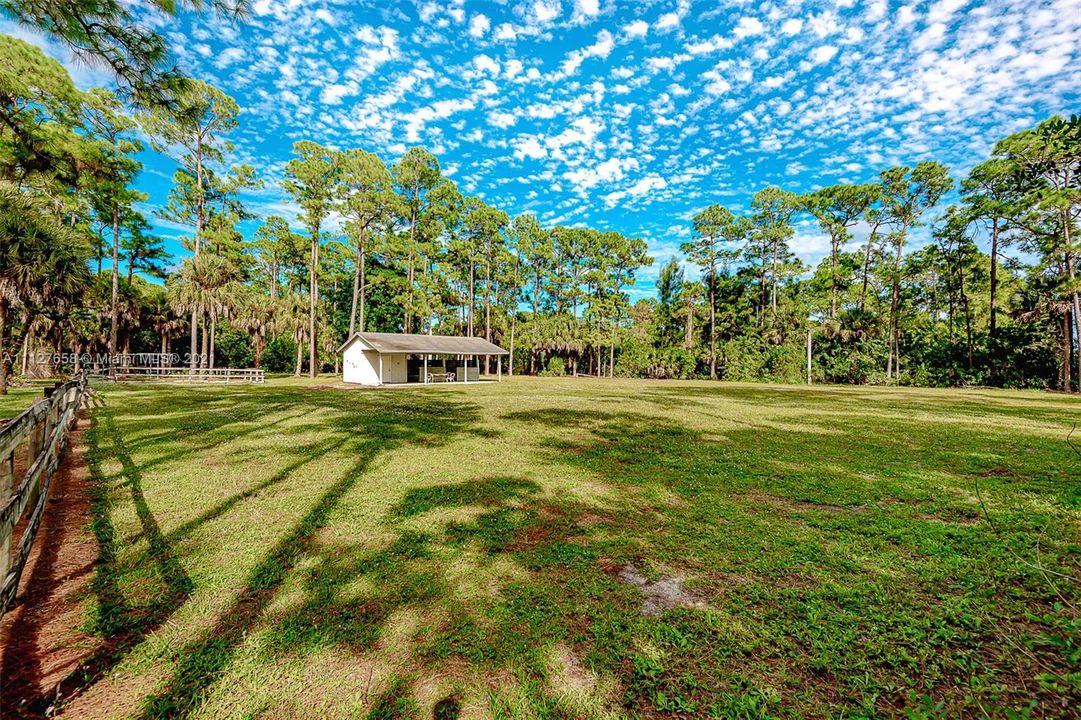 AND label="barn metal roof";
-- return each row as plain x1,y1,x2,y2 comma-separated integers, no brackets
338,332,509,355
